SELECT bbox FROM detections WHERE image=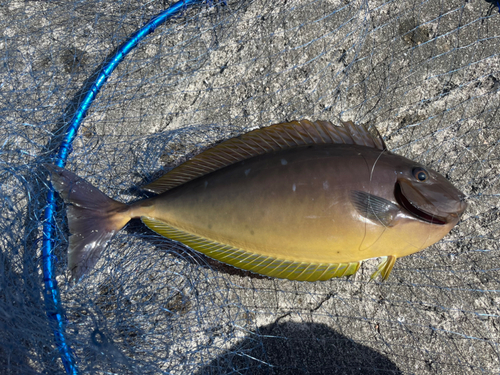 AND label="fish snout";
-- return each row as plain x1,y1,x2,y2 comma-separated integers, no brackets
417,180,467,215
441,190,468,215
445,200,467,223
457,196,468,217
396,179,467,225
435,195,467,215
